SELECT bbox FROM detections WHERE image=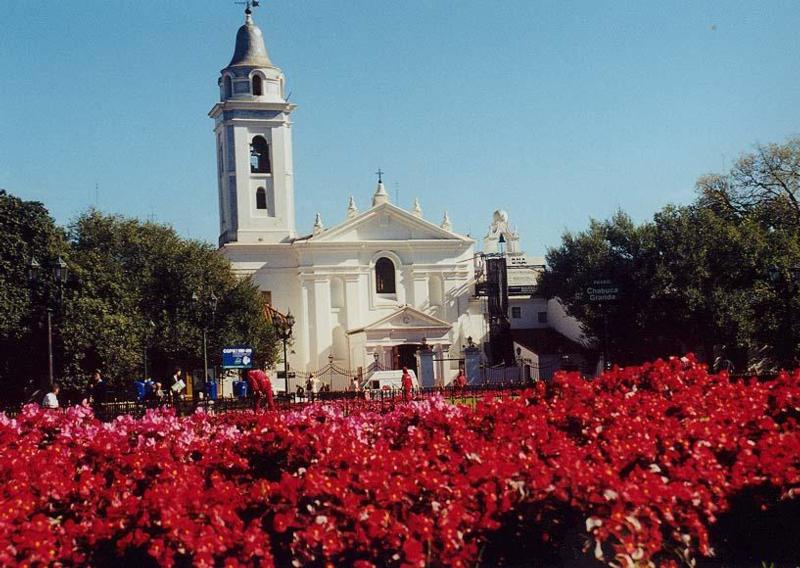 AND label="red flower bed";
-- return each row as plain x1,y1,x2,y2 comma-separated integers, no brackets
0,356,798,566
